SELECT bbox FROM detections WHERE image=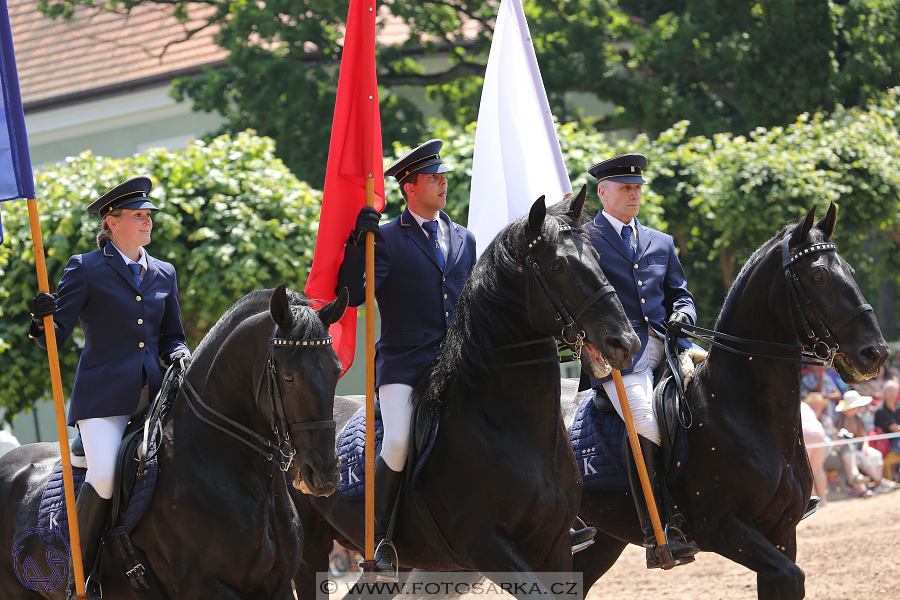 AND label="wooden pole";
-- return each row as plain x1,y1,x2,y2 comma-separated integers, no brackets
364,177,376,562
611,369,675,570
26,198,88,597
